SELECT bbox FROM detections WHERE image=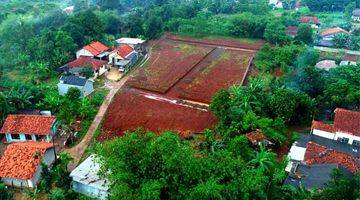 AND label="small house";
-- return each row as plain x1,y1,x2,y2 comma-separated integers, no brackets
286,26,298,38
0,142,55,188
0,115,57,143
115,37,146,53
108,44,139,72
315,60,338,70
352,9,360,22
318,27,349,47
299,16,320,28
246,130,274,146
70,155,109,200
76,41,110,60
60,56,108,78
58,75,94,97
